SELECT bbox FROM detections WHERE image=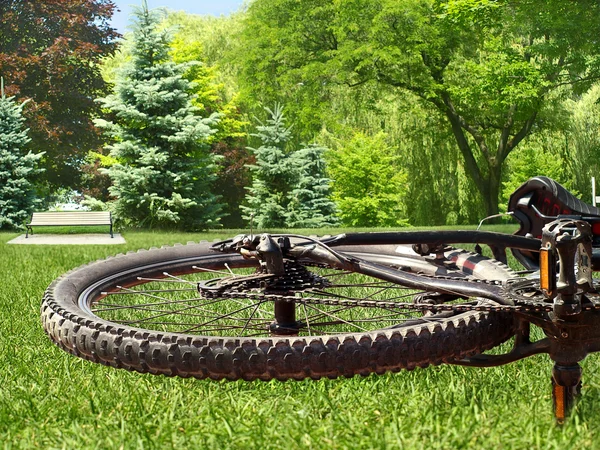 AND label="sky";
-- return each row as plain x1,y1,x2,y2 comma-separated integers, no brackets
110,0,246,34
